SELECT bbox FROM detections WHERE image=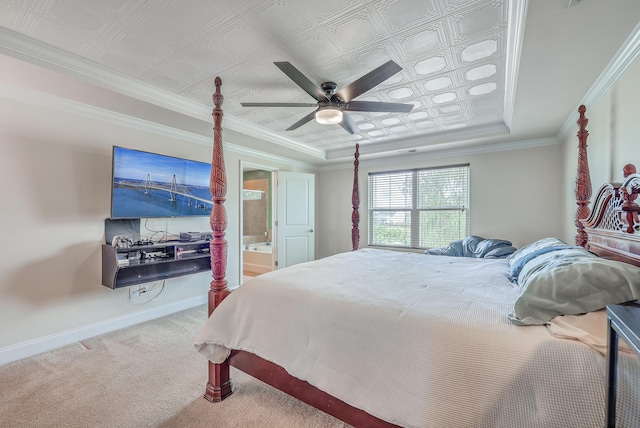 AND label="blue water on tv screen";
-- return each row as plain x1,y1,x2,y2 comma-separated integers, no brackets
110,146,212,219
